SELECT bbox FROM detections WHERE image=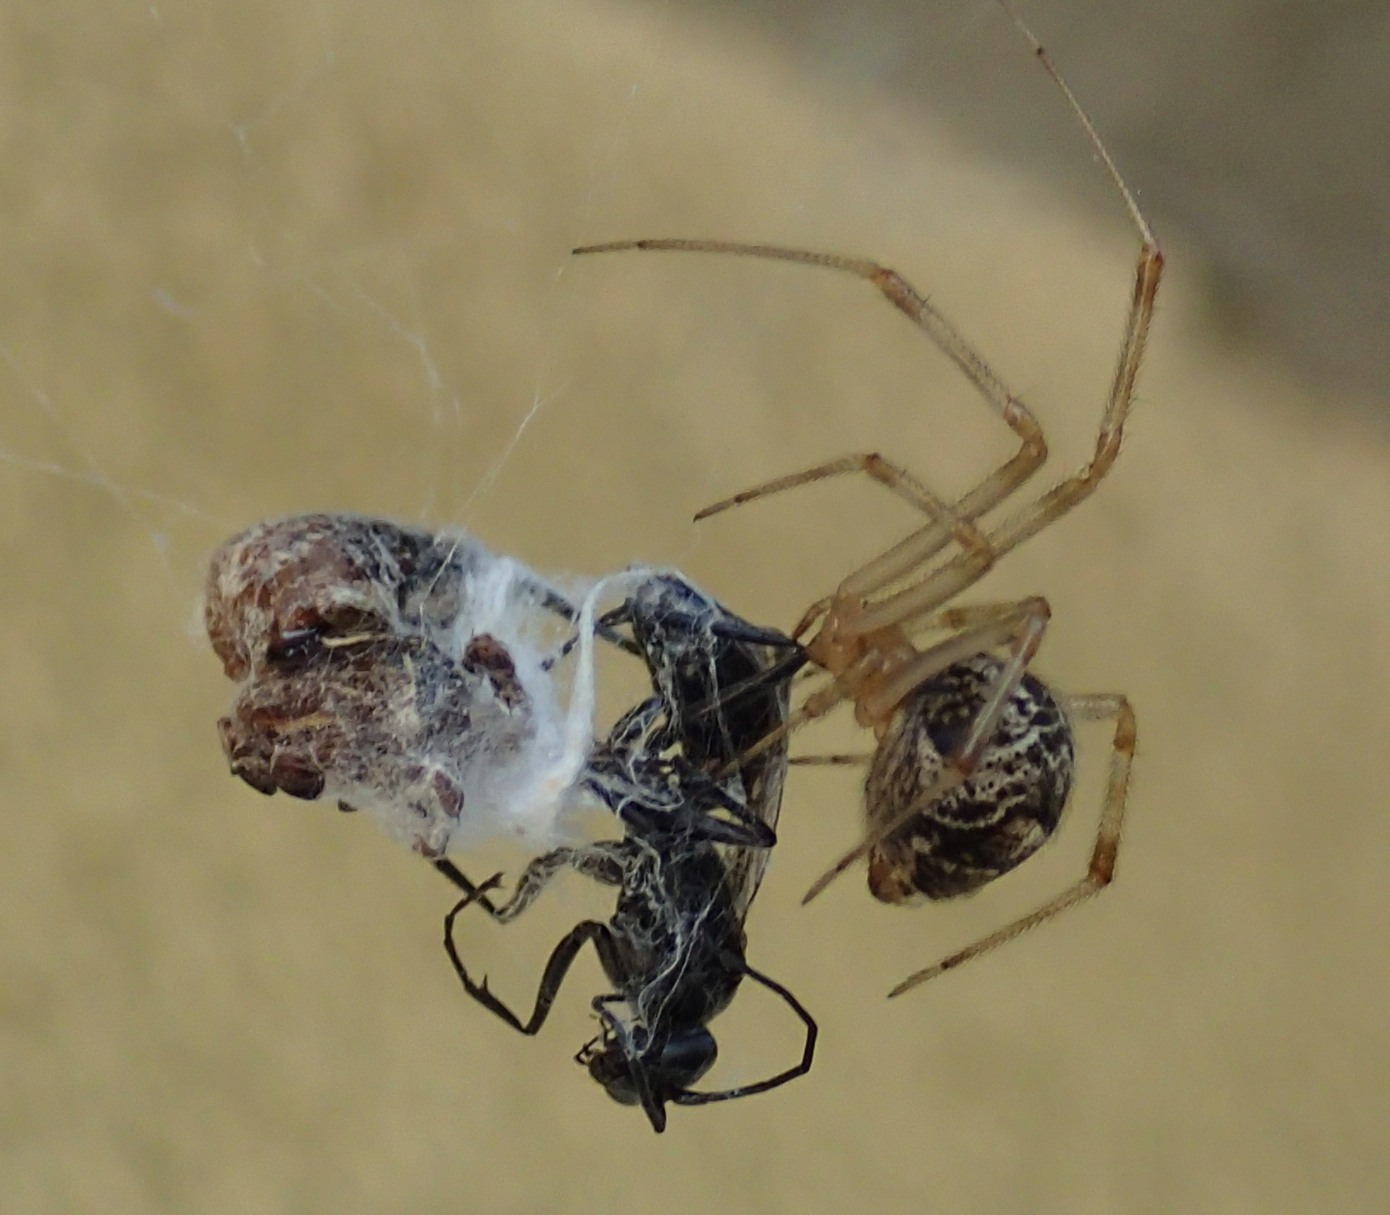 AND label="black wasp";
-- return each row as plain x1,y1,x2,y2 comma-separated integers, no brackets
439,572,816,1132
